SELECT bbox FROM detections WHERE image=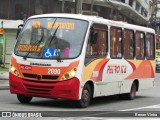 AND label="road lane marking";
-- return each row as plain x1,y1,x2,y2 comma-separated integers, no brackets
119,104,160,111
